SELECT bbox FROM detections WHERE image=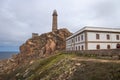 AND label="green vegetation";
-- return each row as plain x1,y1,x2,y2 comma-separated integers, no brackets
26,53,70,80
70,61,120,80
5,53,75,80
1,52,120,80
